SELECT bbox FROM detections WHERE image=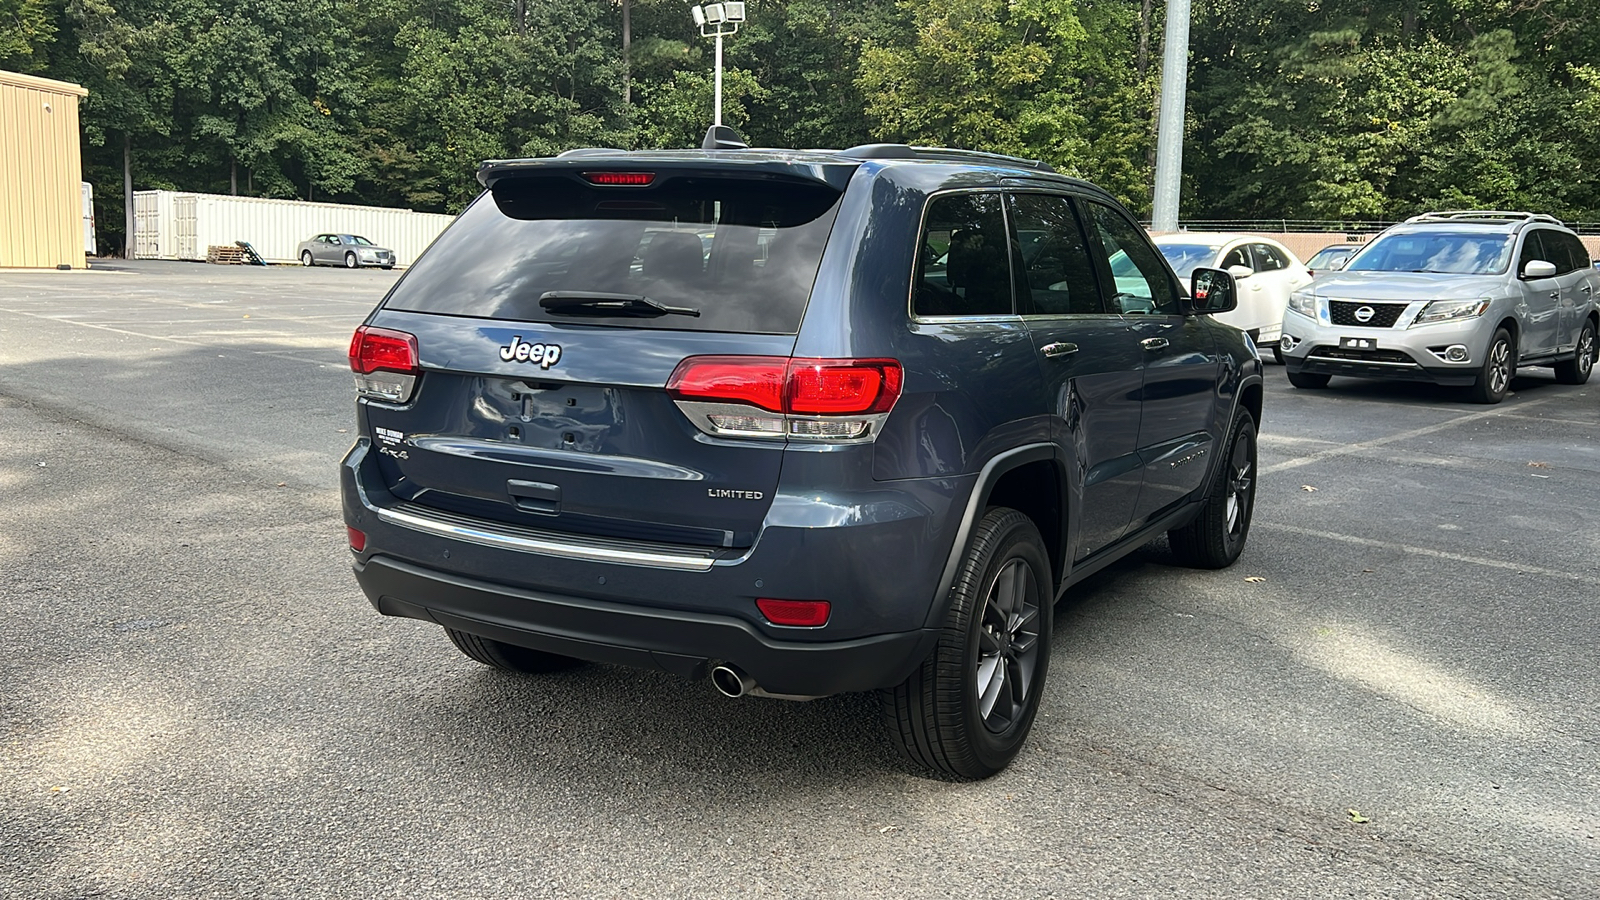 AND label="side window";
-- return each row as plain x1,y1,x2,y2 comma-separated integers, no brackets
1519,230,1550,276
1251,243,1287,272
1563,233,1592,270
1006,193,1106,315
1220,246,1250,270
1084,202,1180,315
915,193,1014,318
1549,232,1579,275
